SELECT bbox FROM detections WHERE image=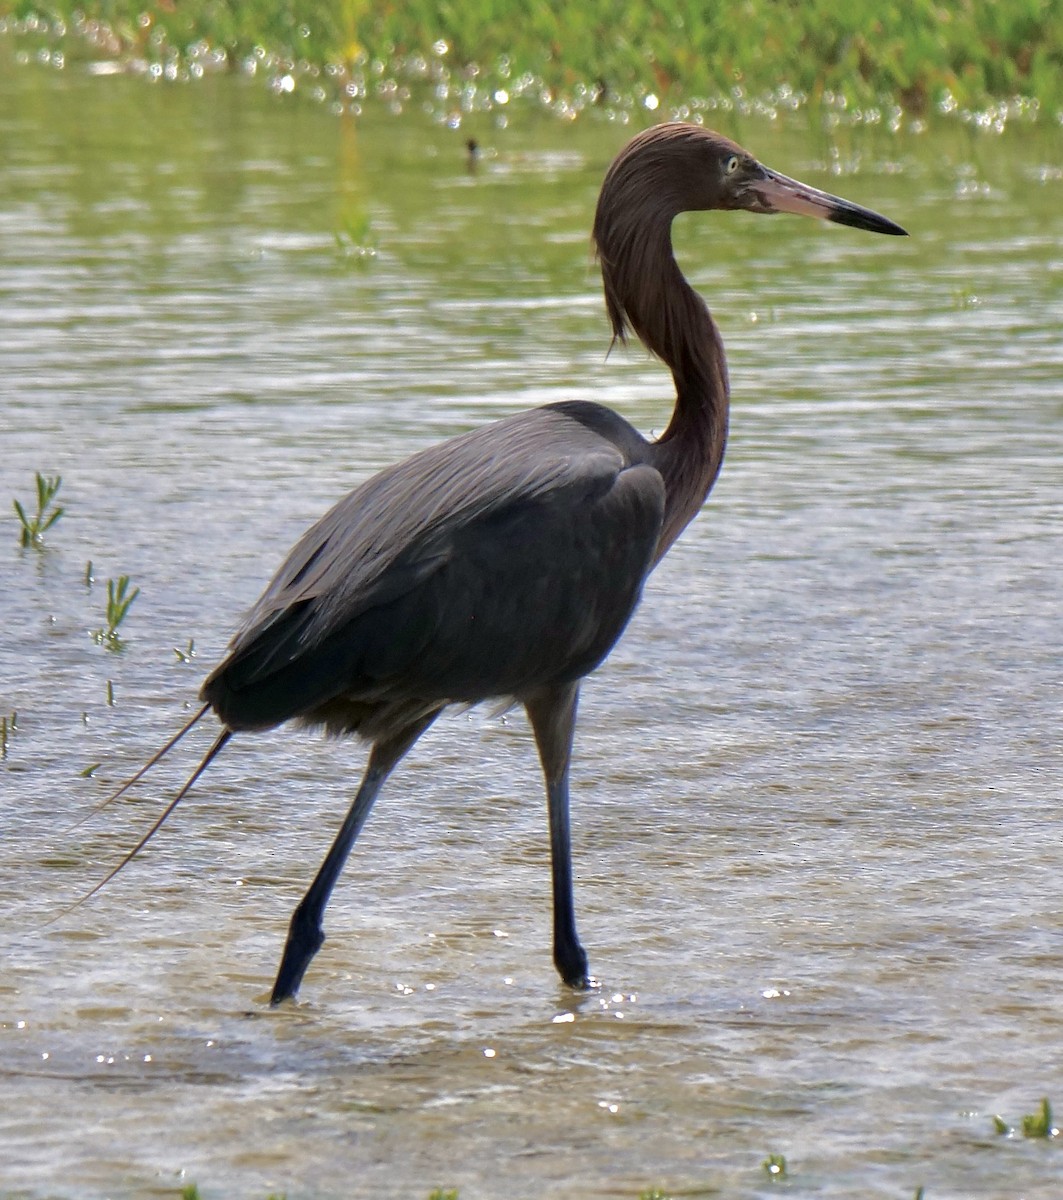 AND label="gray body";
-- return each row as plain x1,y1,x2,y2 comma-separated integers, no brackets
204,402,664,742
